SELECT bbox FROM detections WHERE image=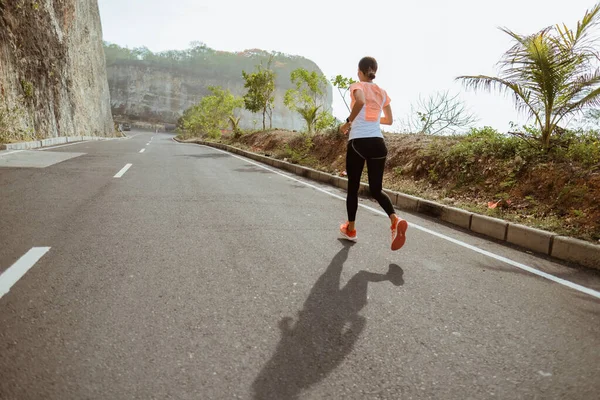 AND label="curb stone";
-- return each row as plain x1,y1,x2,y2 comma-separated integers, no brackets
441,206,472,230
507,224,553,255
176,137,600,271
471,214,509,241
394,193,420,211
551,236,600,270
417,199,444,218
